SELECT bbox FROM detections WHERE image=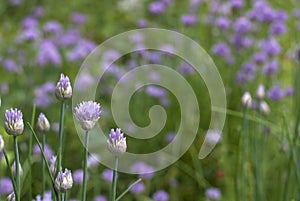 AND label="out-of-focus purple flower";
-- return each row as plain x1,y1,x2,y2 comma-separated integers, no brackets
102,169,115,183
146,85,166,98
160,44,175,56
58,29,81,47
236,70,255,85
37,40,62,67
252,52,267,64
205,130,222,144
33,144,54,161
103,50,121,63
18,28,40,42
67,39,96,62
74,101,101,131
149,72,161,83
274,10,288,22
234,17,252,34
262,60,279,76
284,87,294,97
215,17,231,30
249,1,275,23
144,52,161,64
75,73,95,92
189,0,202,12
2,59,22,73
131,162,155,179
9,0,23,6
294,9,300,18
87,153,100,168
43,21,62,35
0,178,13,195
179,62,195,76
34,82,55,108
205,187,221,200
5,108,24,136
261,38,281,57
230,0,244,10
149,2,166,15
55,74,72,100
71,13,87,24
231,35,253,50
33,6,44,18
242,62,256,74
165,132,175,143
0,83,9,94
180,14,198,27
22,17,38,29
269,22,287,36
137,19,148,28
267,85,284,101
153,190,169,201
130,182,145,194
212,42,230,58
107,128,127,156
94,195,107,201
73,169,89,185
